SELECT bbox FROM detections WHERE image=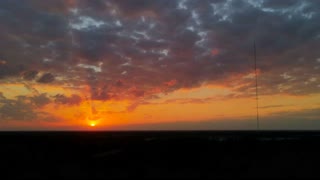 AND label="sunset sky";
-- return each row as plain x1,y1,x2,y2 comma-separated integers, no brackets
0,0,319,130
